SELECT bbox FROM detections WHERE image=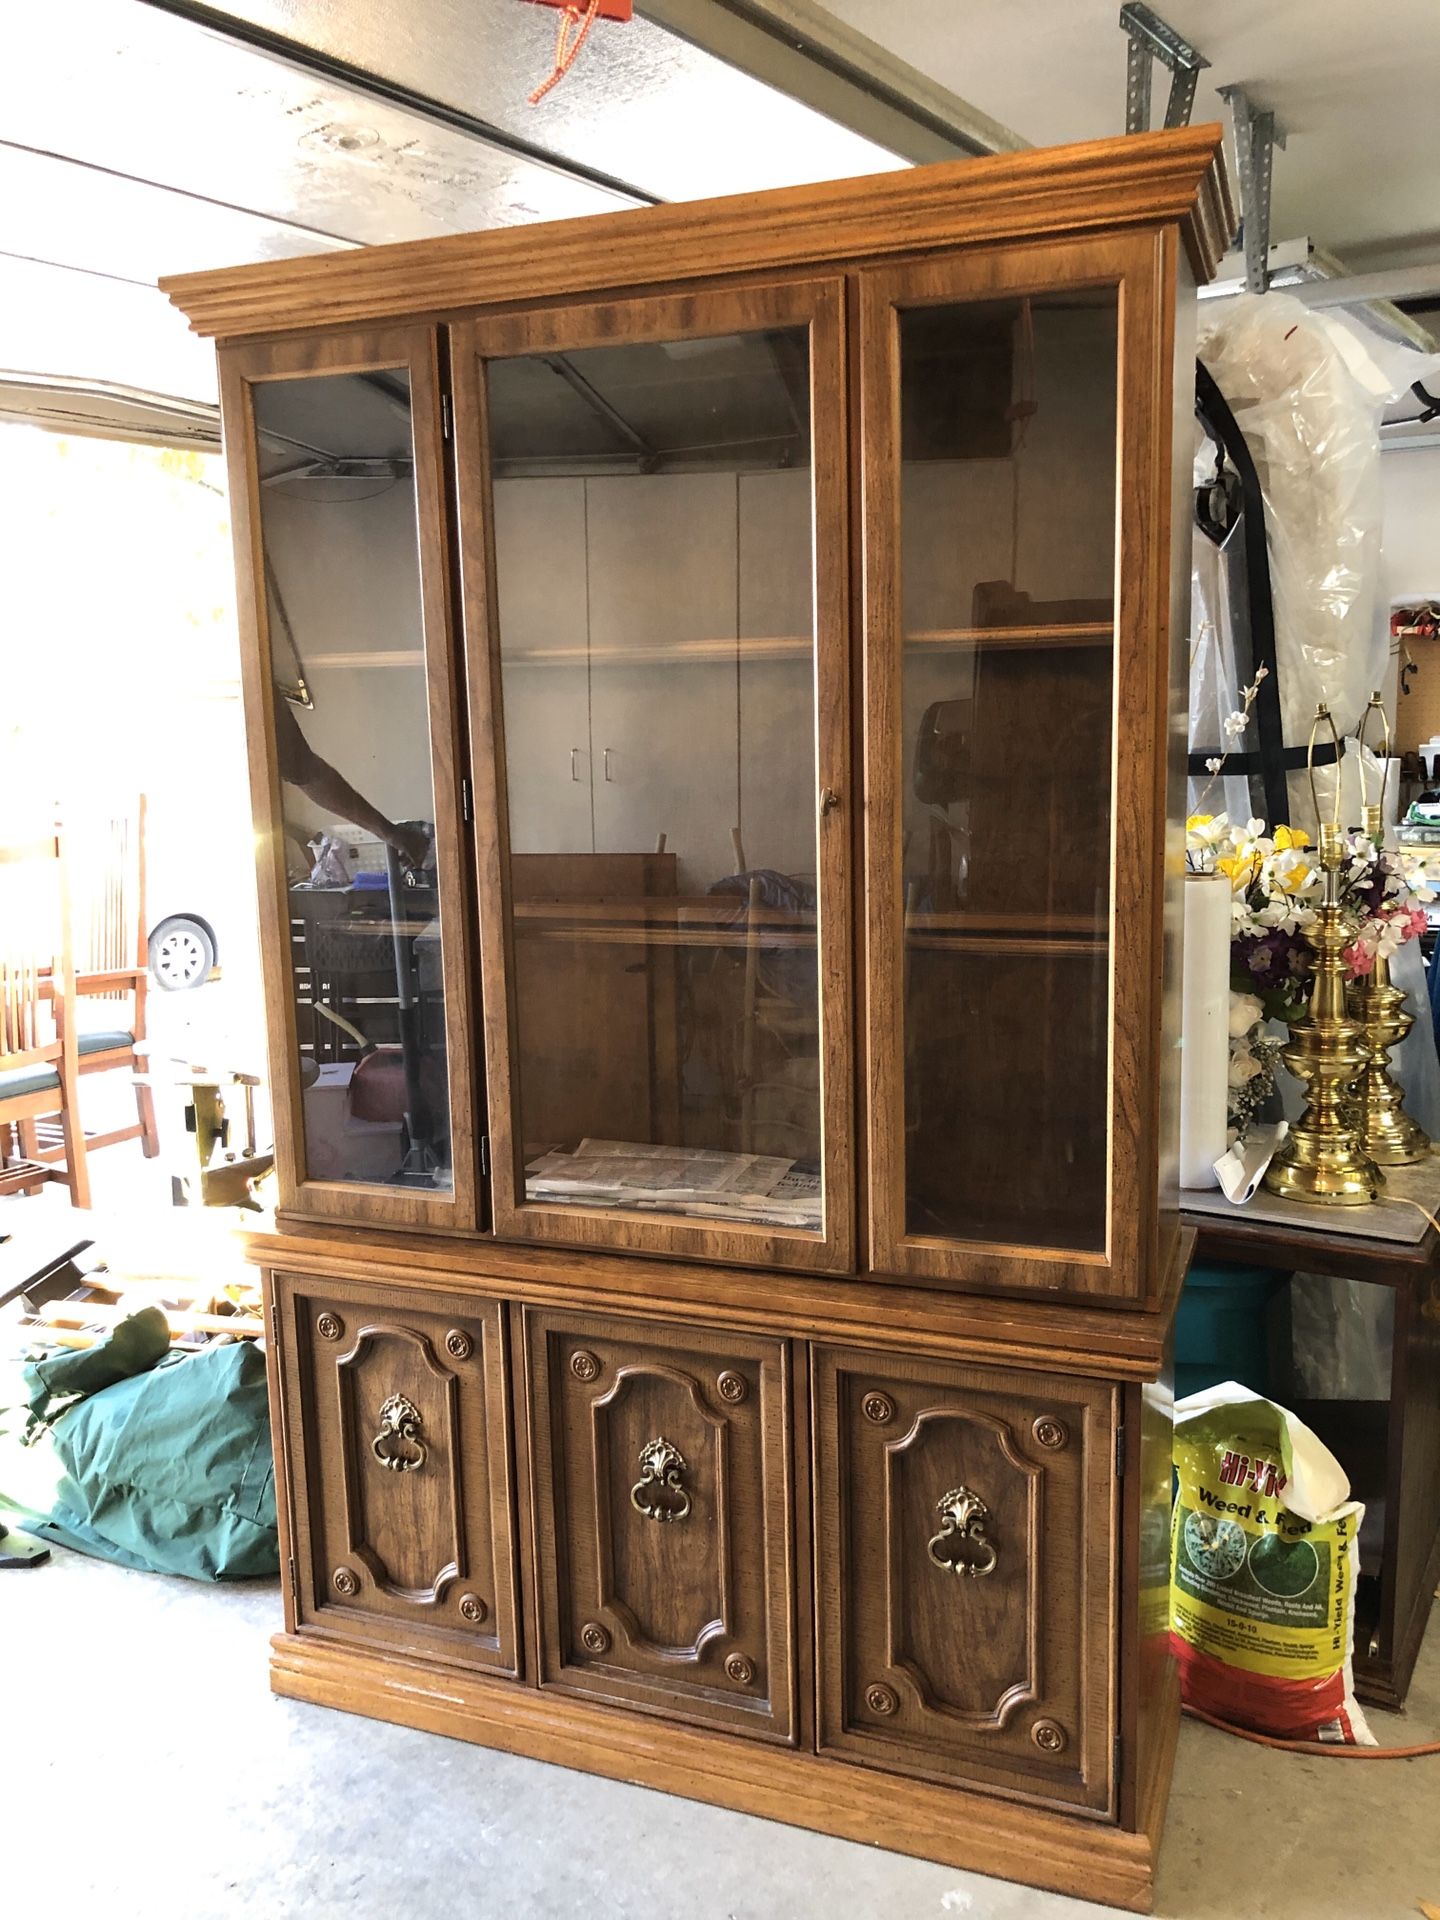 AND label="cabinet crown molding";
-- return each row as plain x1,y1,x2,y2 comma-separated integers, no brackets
161,125,1232,341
